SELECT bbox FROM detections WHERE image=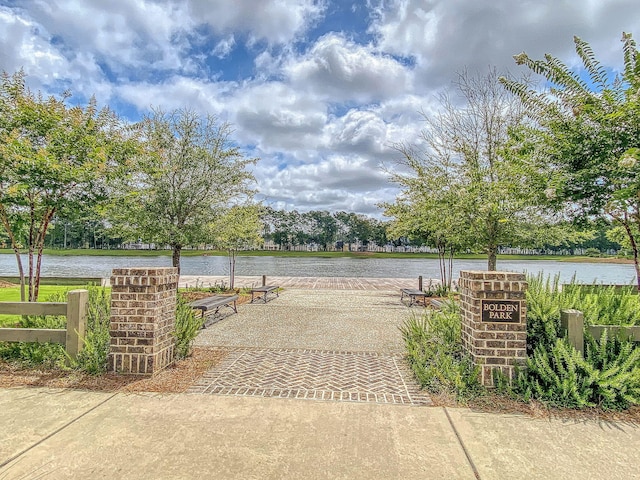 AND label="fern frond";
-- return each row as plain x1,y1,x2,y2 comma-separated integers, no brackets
574,35,609,90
